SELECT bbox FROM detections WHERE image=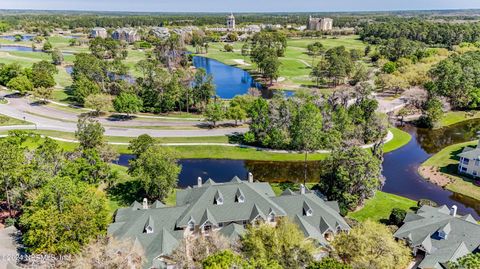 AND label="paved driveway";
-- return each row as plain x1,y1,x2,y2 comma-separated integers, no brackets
0,227,20,269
